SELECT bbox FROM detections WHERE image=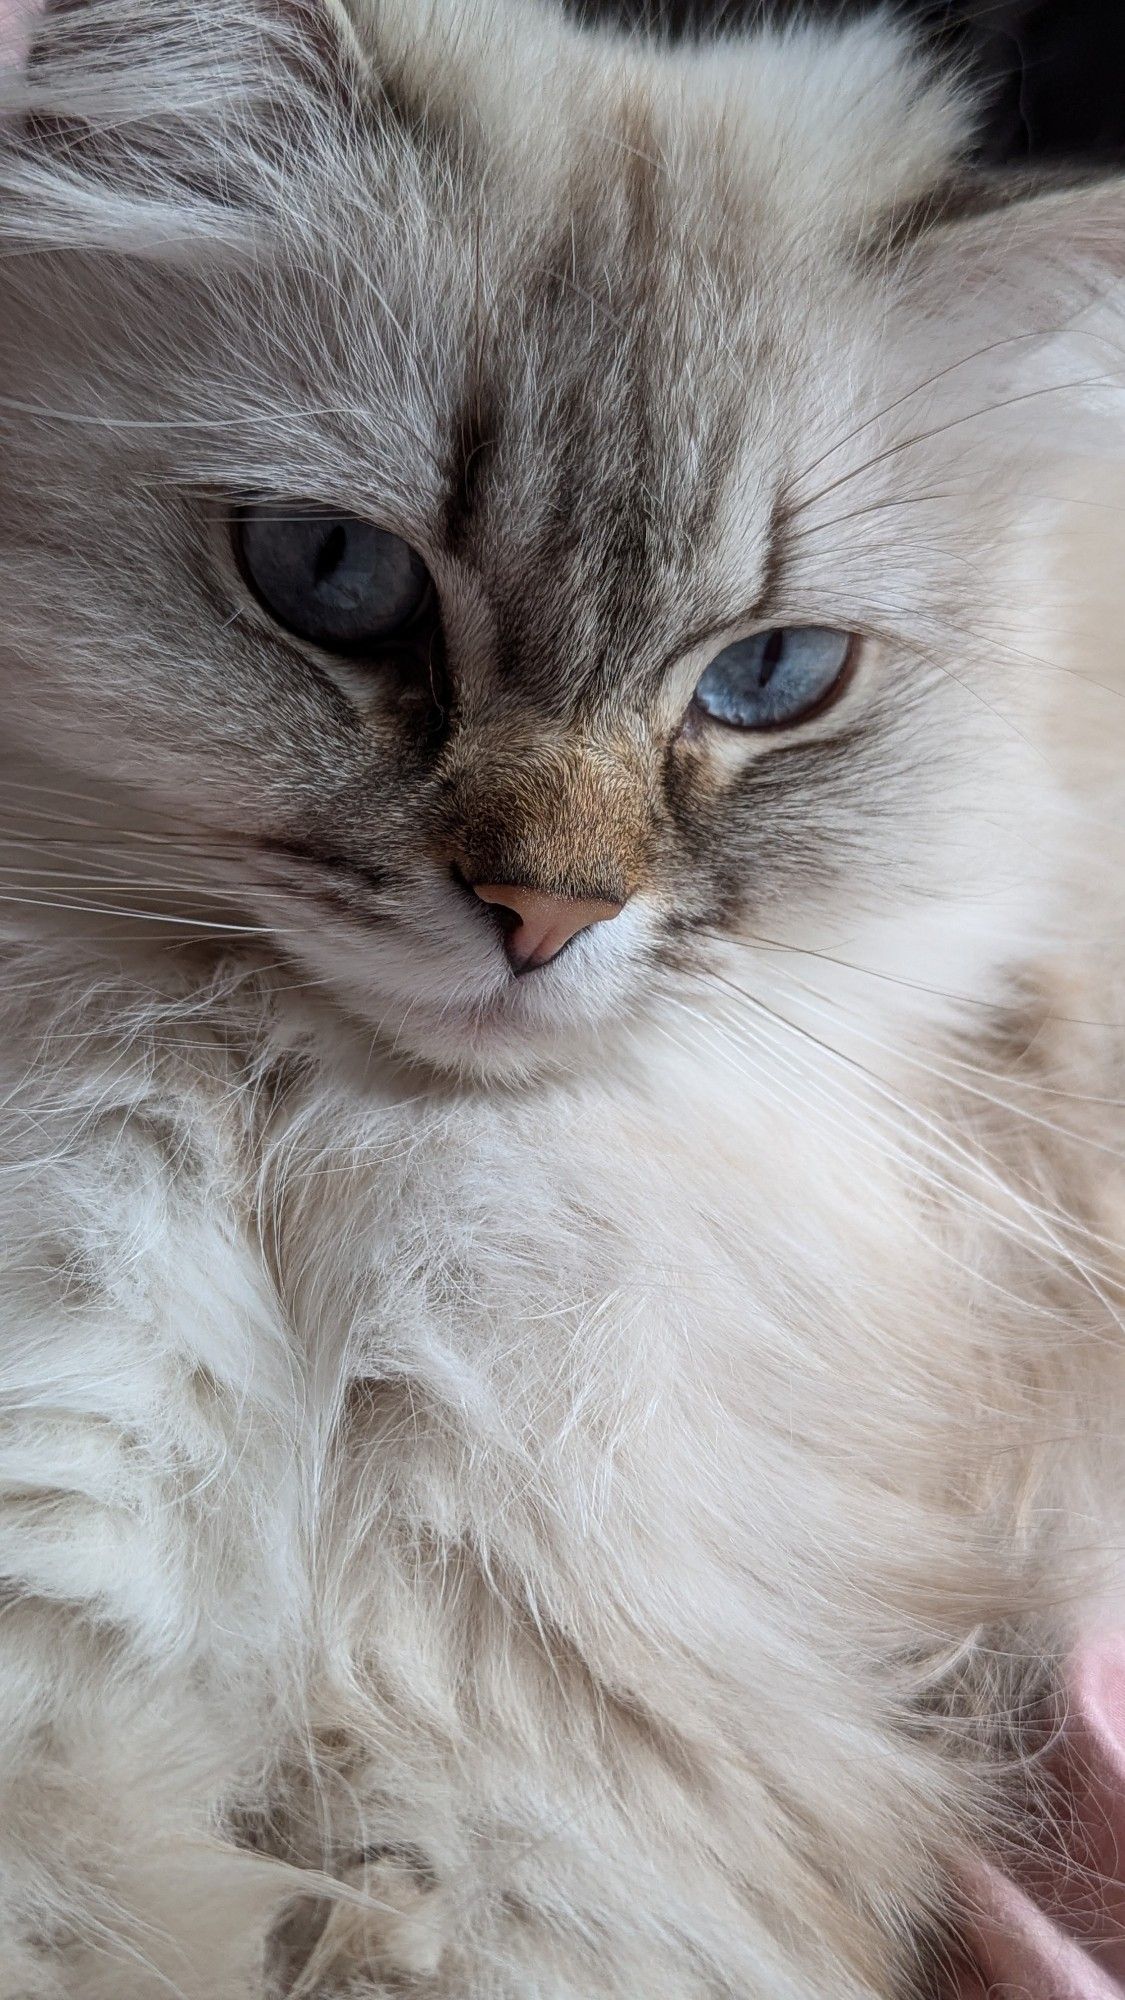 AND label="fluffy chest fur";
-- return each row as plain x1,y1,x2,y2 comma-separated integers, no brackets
0,952,1113,2000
